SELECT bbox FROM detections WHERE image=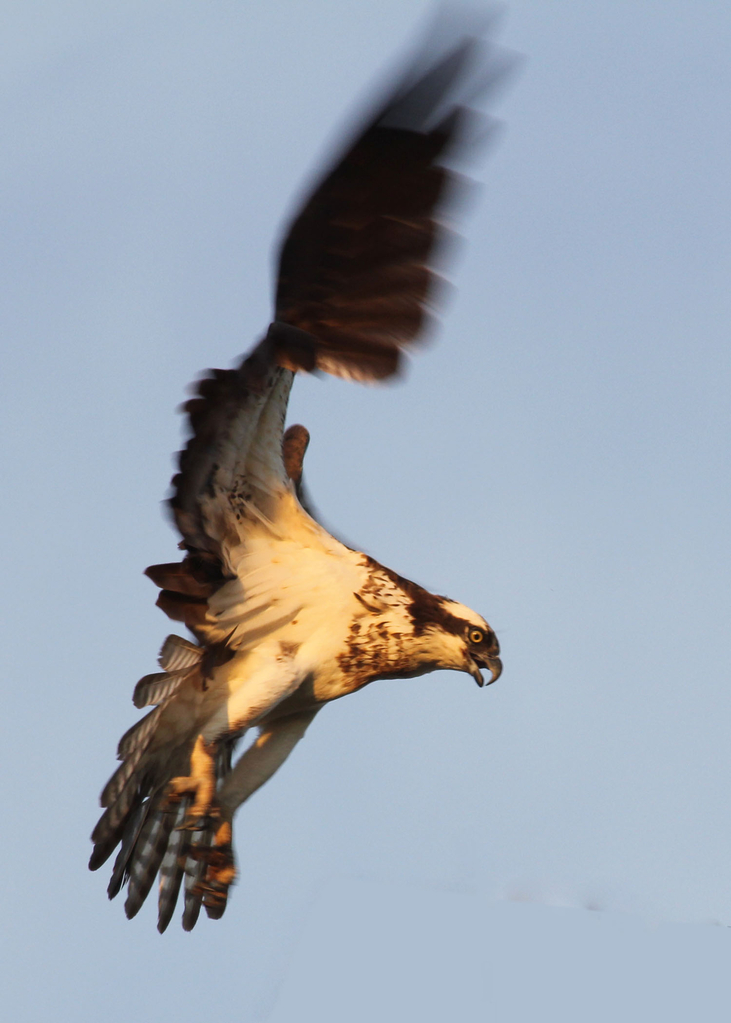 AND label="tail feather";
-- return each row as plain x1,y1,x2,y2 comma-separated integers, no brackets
107,800,149,899
101,747,146,810
124,809,175,919
91,704,168,873
158,634,202,671
116,705,164,763
90,771,145,870
182,830,211,932
92,697,182,874
157,802,189,933
92,656,241,928
133,671,188,710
